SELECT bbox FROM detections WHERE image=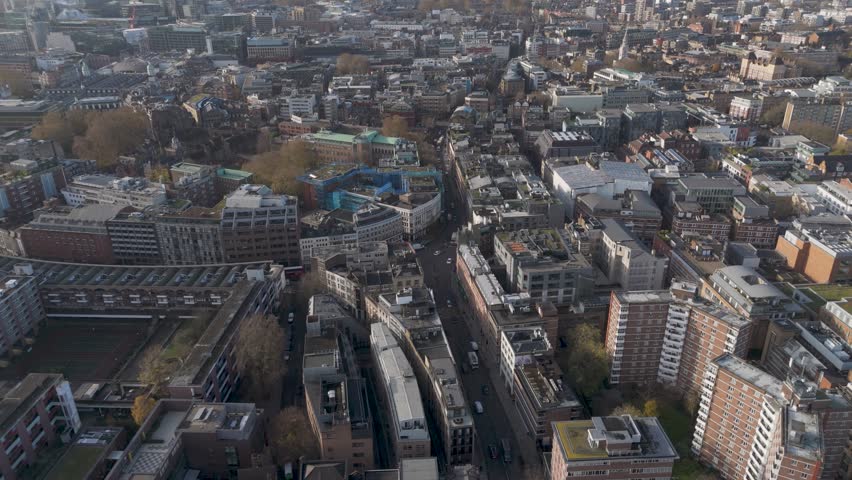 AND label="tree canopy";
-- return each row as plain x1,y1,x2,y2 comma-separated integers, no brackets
131,395,157,426
244,140,318,195
0,70,33,98
61,108,150,170
789,121,838,146
270,407,320,463
561,324,609,397
32,110,89,153
234,314,285,400
335,53,370,75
